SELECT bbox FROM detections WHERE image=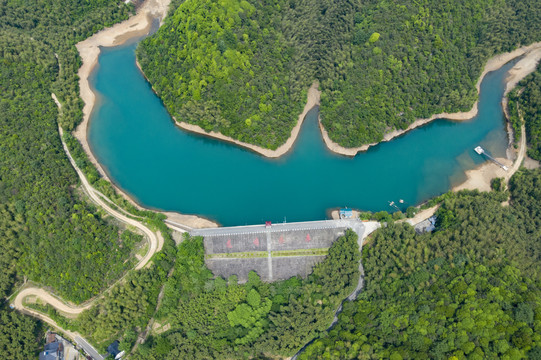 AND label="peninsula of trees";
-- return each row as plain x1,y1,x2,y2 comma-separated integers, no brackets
2,0,541,358
138,0,541,149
